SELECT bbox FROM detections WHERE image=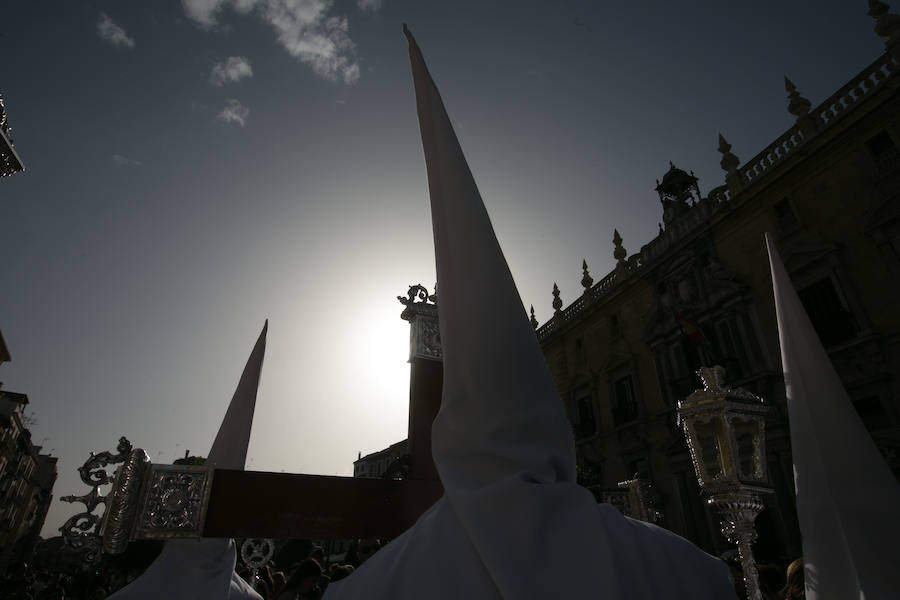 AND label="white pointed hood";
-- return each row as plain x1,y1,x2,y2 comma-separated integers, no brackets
108,322,268,600
324,28,734,600
765,233,900,599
